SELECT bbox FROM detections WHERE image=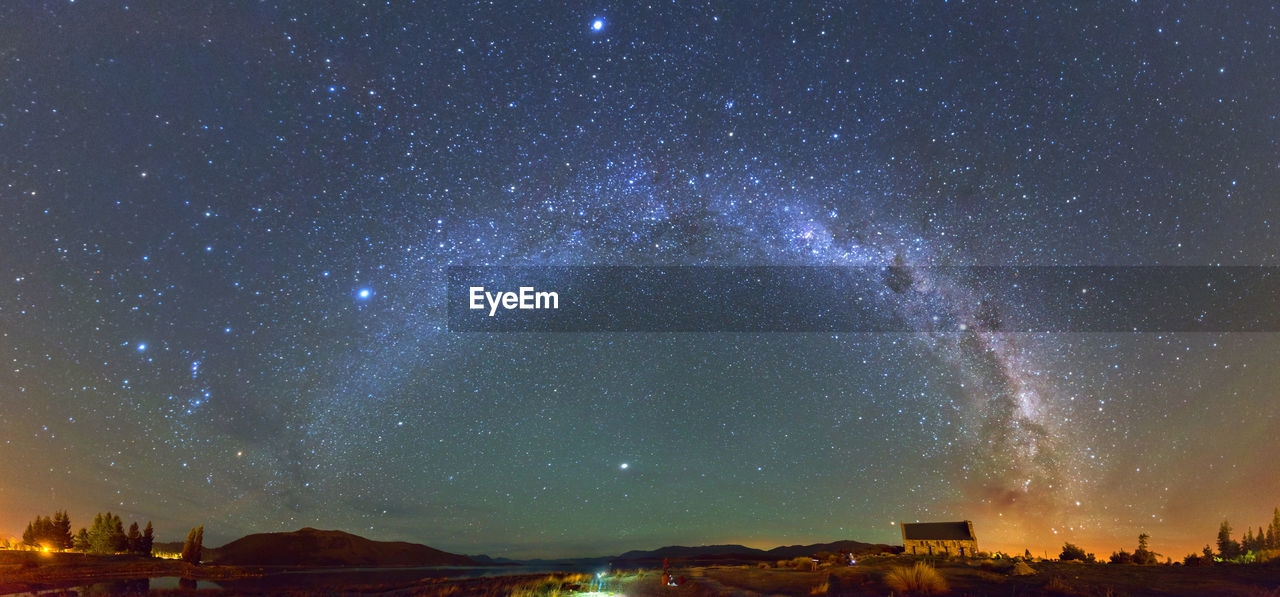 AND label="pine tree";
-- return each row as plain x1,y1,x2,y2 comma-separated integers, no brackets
110,513,127,553
53,510,73,550
1269,507,1280,550
73,528,90,551
1134,532,1157,565
22,522,35,547
126,522,142,554
181,527,198,564
88,512,126,554
192,526,204,564
1217,520,1241,560
88,513,106,553
141,522,154,557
